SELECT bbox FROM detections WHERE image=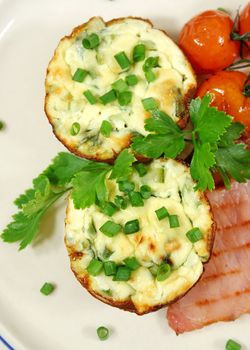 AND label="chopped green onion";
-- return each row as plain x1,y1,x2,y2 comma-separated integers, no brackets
87,258,103,276
128,191,144,207
114,195,127,210
145,69,156,83
113,266,131,281
133,44,146,62
169,215,180,228
100,120,113,137
118,180,135,193
124,219,140,234
102,247,113,260
100,89,117,105
142,97,158,111
124,257,140,270
100,202,117,216
125,74,138,86
40,282,55,295
72,68,88,82
186,227,203,243
156,263,171,281
83,90,97,104
118,91,132,106
0,120,5,130
225,339,242,350
114,51,131,70
82,33,100,49
143,56,159,71
112,79,128,93
70,122,80,136
149,264,158,276
140,185,151,199
100,221,122,237
155,207,169,220
104,261,117,276
97,326,109,341
134,163,147,177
